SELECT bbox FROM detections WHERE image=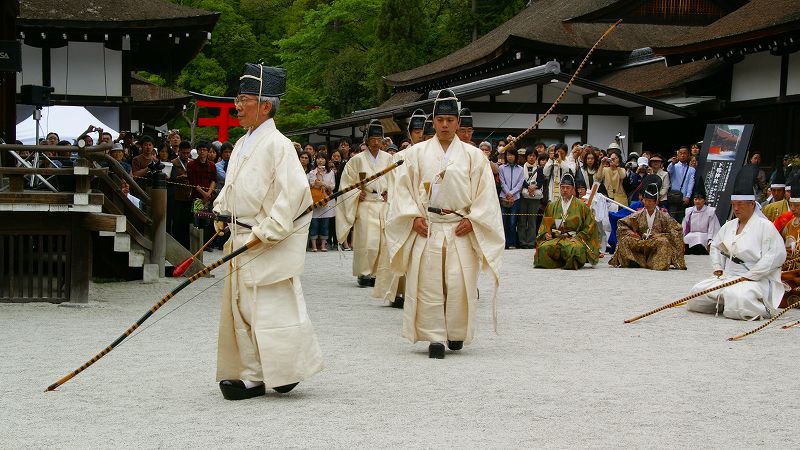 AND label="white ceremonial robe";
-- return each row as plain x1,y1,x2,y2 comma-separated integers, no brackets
682,205,720,249
336,149,394,277
213,119,324,387
385,136,504,345
687,214,786,320
373,151,404,301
